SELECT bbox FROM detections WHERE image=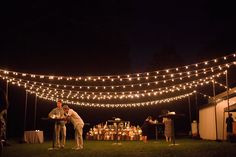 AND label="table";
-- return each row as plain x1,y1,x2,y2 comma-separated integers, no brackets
41,117,65,150
107,119,128,145
159,113,185,146
24,130,44,143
